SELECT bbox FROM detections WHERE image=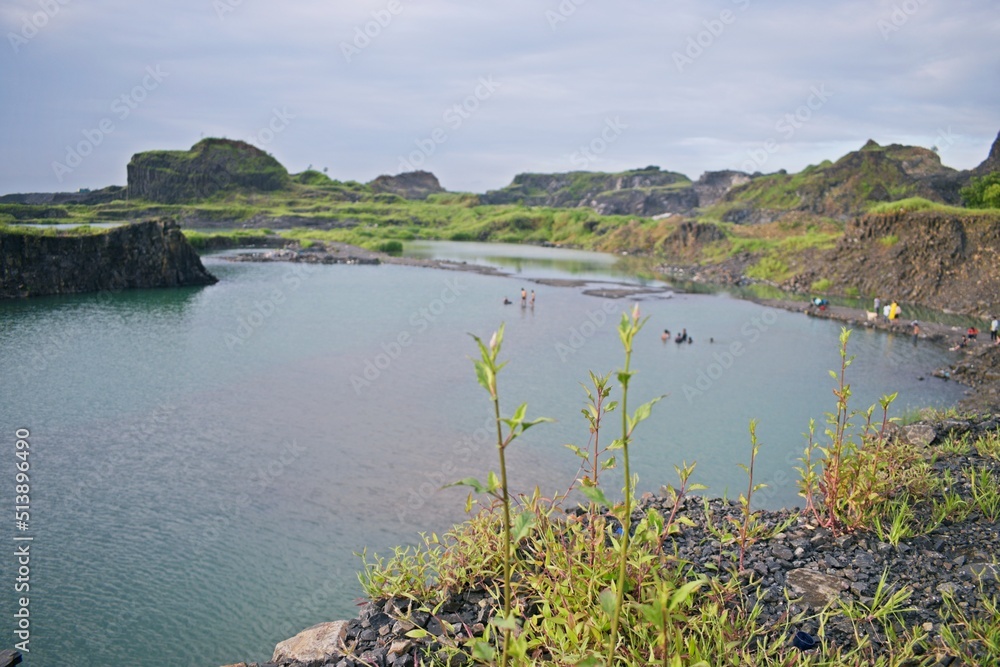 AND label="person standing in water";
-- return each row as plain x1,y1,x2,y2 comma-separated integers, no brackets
521,288,527,306
530,290,536,307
